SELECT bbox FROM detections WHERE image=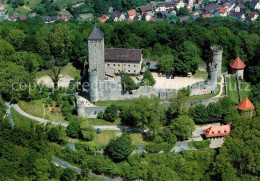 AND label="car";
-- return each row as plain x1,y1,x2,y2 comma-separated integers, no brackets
158,73,162,77
166,74,171,79
97,129,101,135
187,72,192,77
136,76,141,80
171,74,175,79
